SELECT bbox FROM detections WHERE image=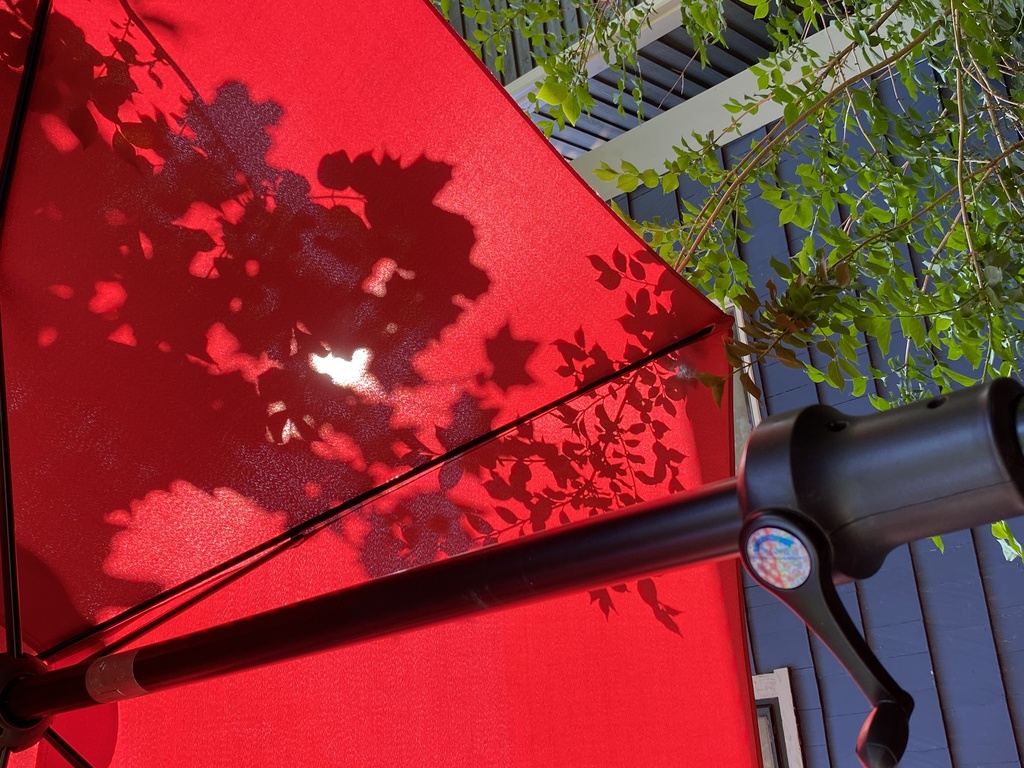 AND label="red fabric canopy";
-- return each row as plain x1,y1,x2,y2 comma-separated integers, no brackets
0,1,759,765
